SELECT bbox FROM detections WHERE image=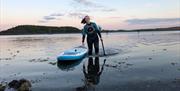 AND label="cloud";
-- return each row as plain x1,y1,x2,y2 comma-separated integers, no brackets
38,20,48,23
73,0,102,7
101,8,116,12
123,18,180,29
43,16,56,20
72,0,116,12
125,18,180,25
145,3,157,8
50,13,64,17
39,13,64,23
68,12,87,19
39,11,87,23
